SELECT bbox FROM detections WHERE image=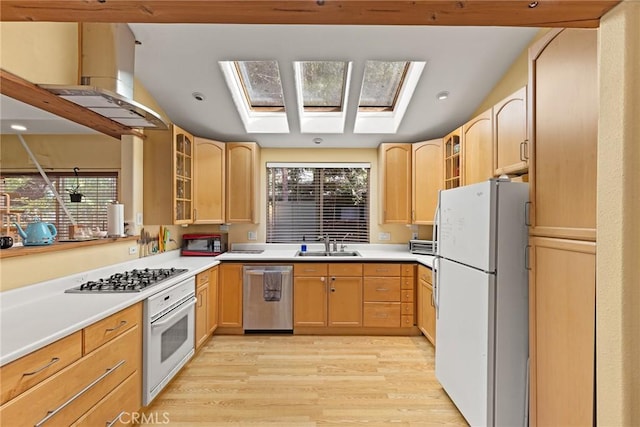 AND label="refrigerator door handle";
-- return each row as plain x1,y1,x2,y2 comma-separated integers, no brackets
433,257,440,319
